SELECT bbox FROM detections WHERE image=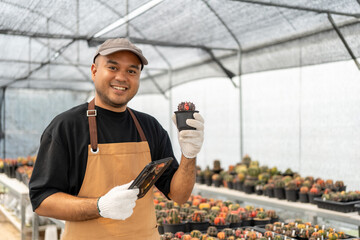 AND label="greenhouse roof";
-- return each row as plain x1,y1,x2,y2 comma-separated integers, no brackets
0,0,359,95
